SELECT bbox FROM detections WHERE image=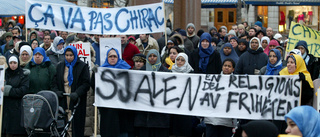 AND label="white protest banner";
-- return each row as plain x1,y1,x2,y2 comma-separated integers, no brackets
25,0,165,35
69,42,91,69
99,38,121,65
0,65,4,105
95,68,301,120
